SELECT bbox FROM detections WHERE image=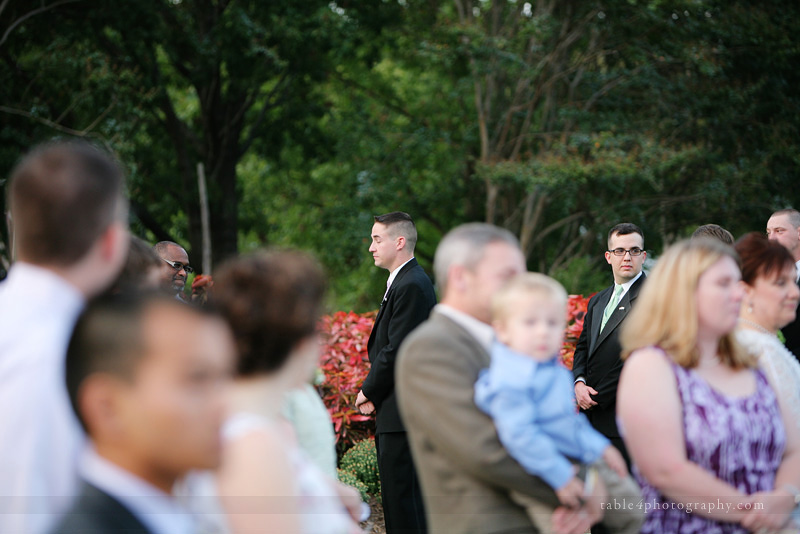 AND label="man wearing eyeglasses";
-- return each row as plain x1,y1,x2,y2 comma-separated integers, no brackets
153,241,193,299
573,223,646,480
